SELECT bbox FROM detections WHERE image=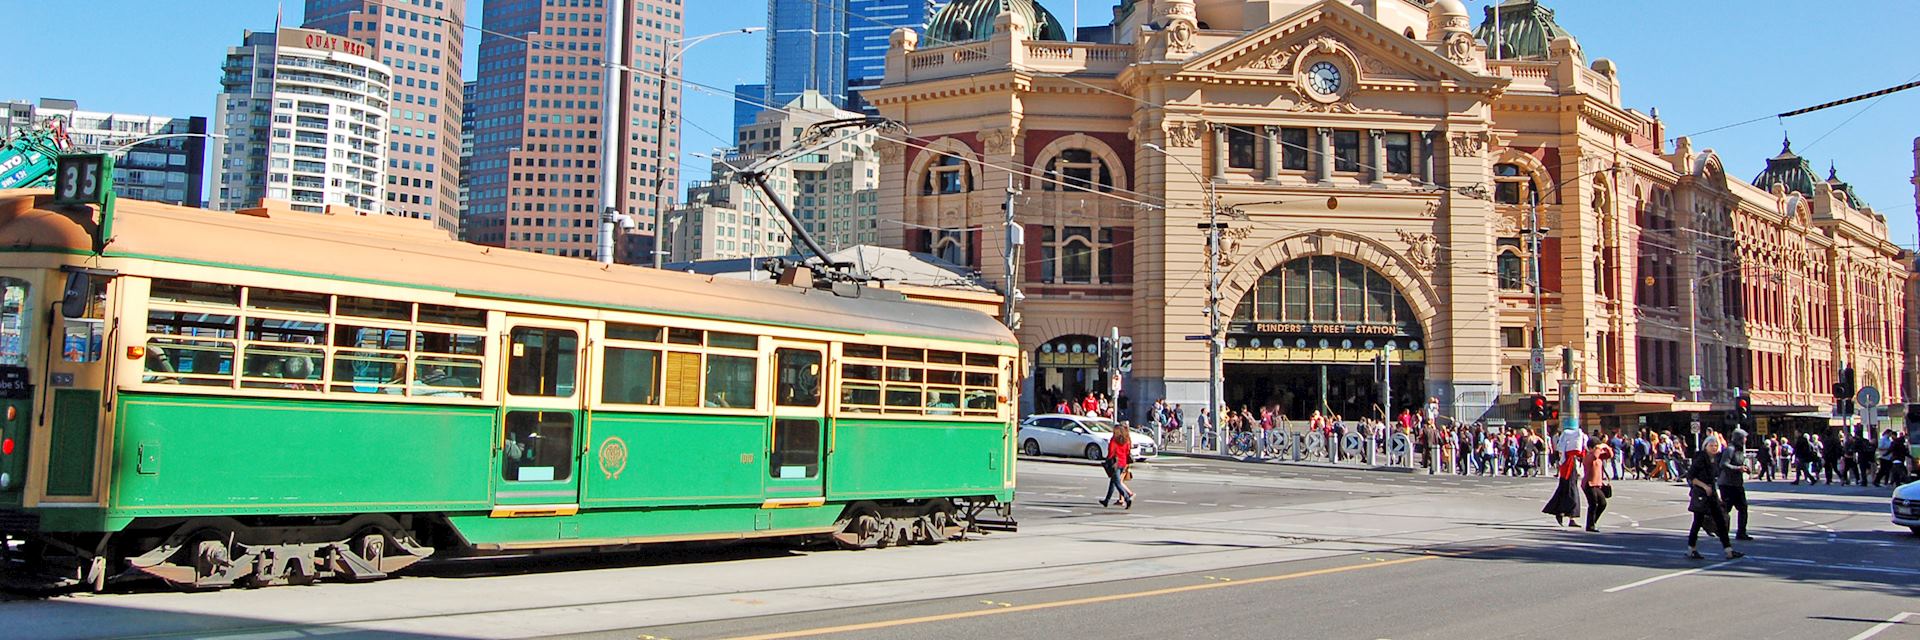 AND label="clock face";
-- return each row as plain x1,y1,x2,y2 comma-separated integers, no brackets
1307,61,1343,95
